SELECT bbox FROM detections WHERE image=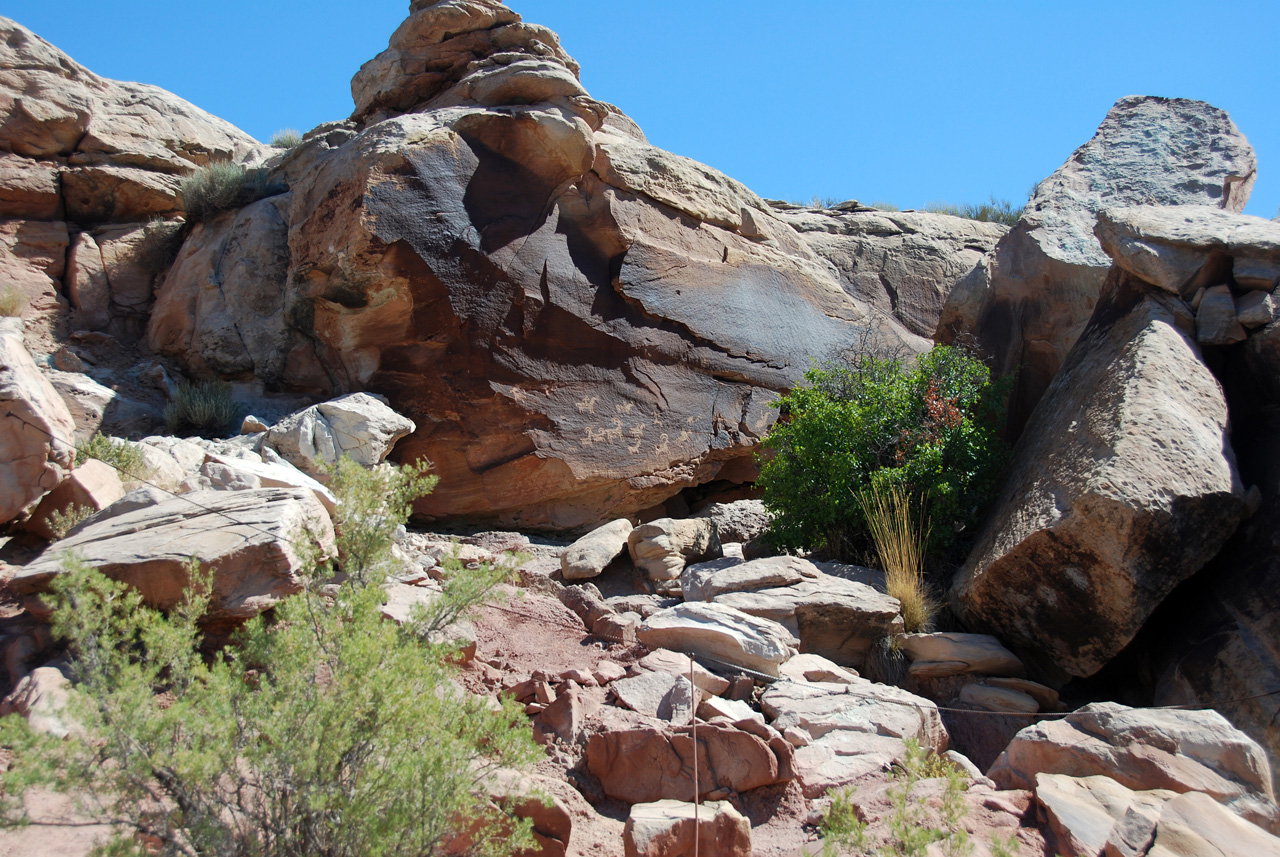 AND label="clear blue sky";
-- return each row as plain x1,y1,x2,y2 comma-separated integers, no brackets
7,1,1278,218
